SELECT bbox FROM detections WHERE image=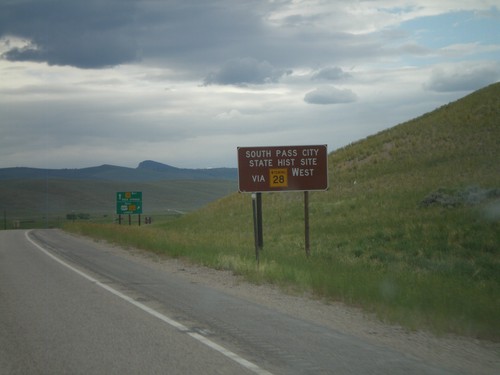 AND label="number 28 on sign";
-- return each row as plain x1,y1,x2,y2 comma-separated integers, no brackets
269,168,288,188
